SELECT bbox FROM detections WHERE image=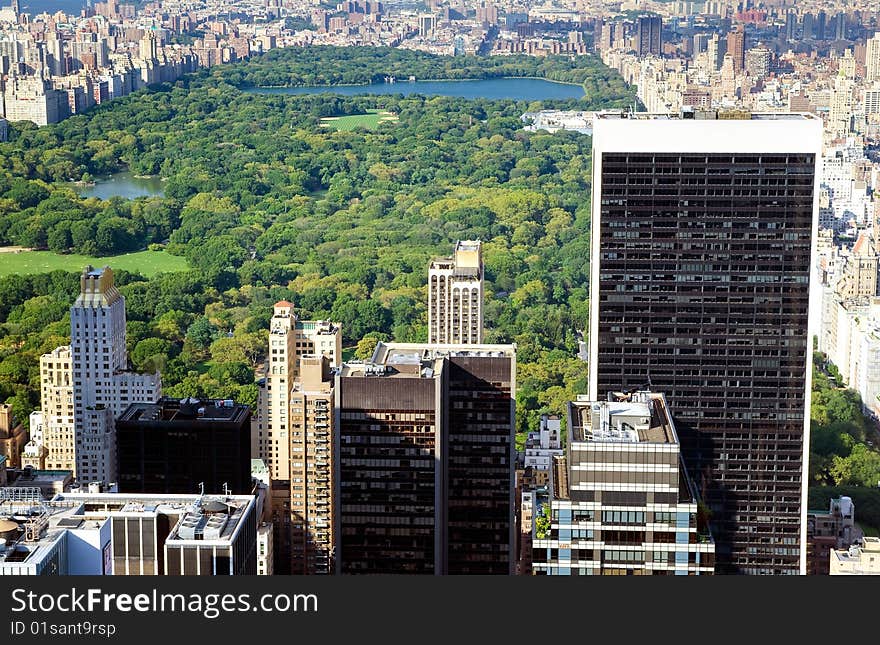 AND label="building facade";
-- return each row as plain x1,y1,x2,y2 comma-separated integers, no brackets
251,301,341,574
806,496,857,575
636,16,662,57
252,302,341,482
69,266,160,484
335,342,515,574
590,111,821,574
38,346,74,472
32,267,159,484
427,240,484,345
532,391,715,575
288,355,335,574
0,404,26,469
116,397,251,496
0,492,257,576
